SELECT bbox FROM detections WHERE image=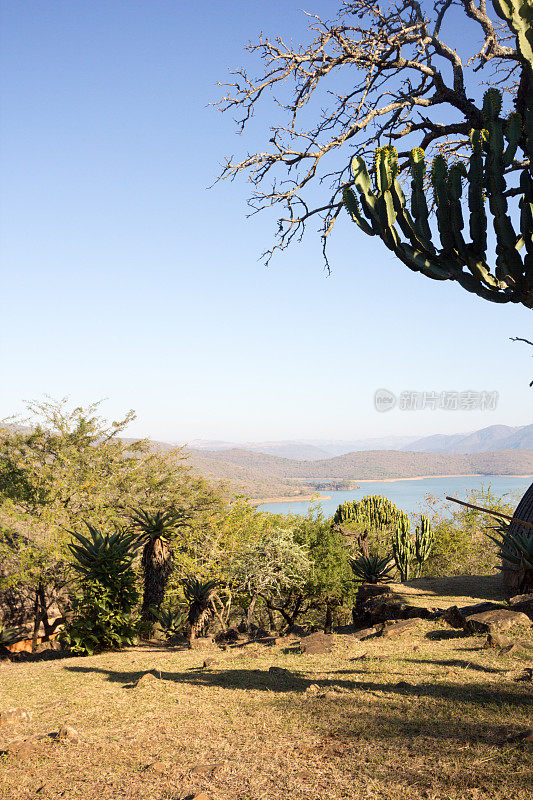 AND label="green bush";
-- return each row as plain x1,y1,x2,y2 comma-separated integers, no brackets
60,523,140,655
61,580,139,656
423,488,518,577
